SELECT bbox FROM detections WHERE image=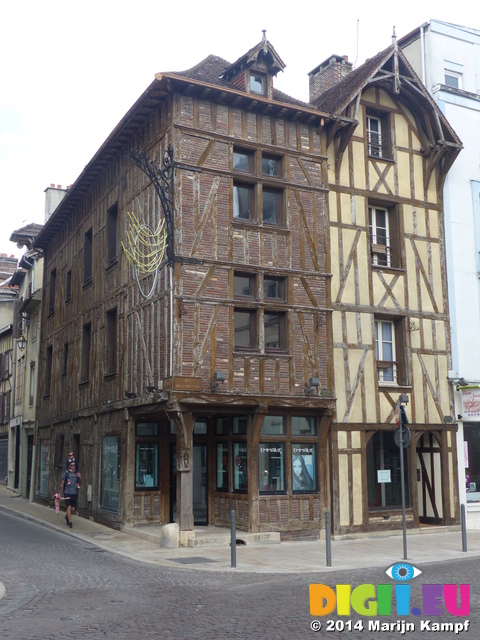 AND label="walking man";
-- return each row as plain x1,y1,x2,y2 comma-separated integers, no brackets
60,461,82,528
